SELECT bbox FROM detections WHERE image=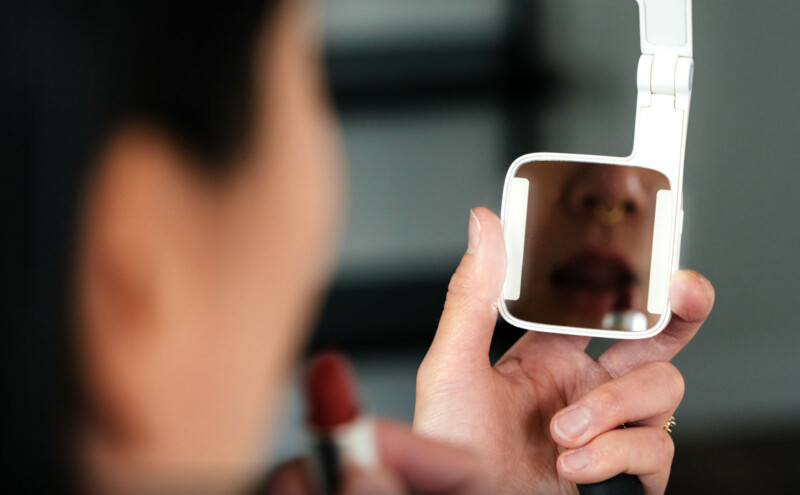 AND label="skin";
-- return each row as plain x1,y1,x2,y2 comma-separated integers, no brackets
266,421,491,495
77,0,343,487
73,0,714,492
